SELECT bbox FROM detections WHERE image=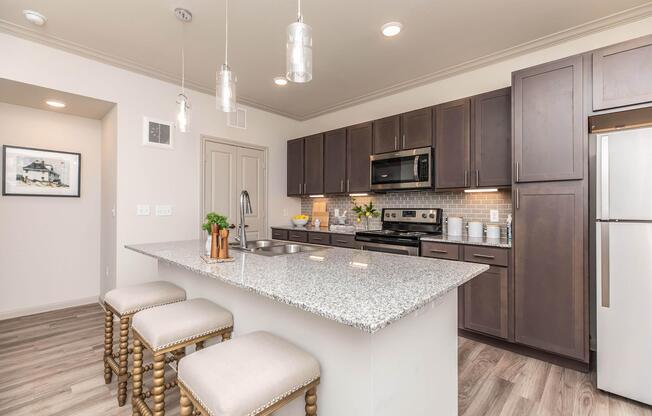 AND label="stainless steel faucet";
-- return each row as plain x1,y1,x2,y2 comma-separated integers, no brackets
238,190,253,248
